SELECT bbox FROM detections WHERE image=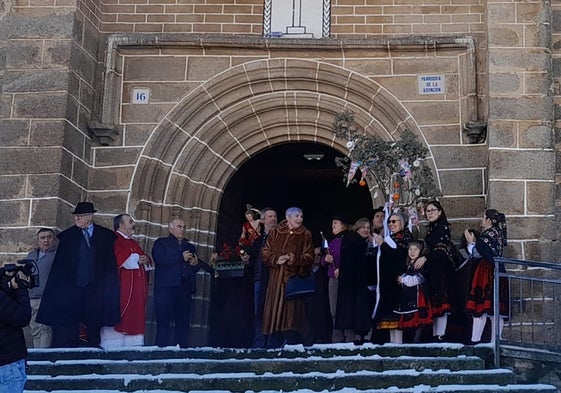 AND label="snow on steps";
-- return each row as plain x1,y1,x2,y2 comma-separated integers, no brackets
24,343,559,393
